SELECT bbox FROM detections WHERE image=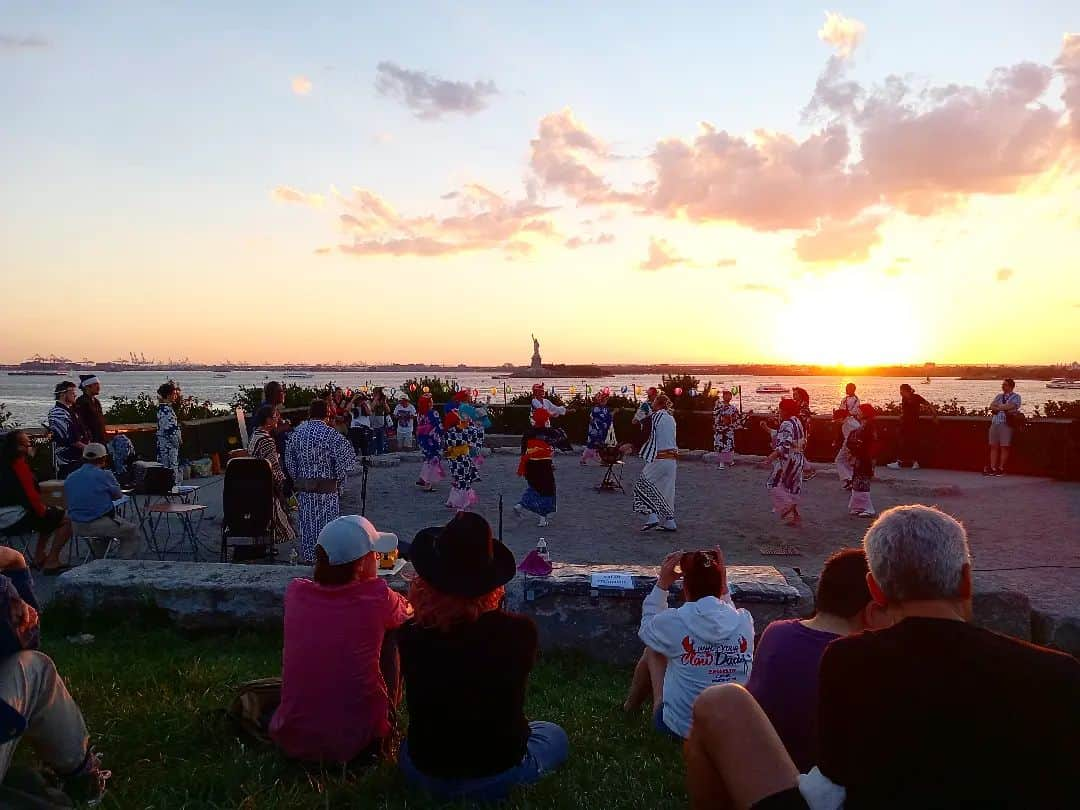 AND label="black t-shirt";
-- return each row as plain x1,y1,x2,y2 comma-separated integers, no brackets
900,394,929,424
399,610,538,779
818,617,1080,809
